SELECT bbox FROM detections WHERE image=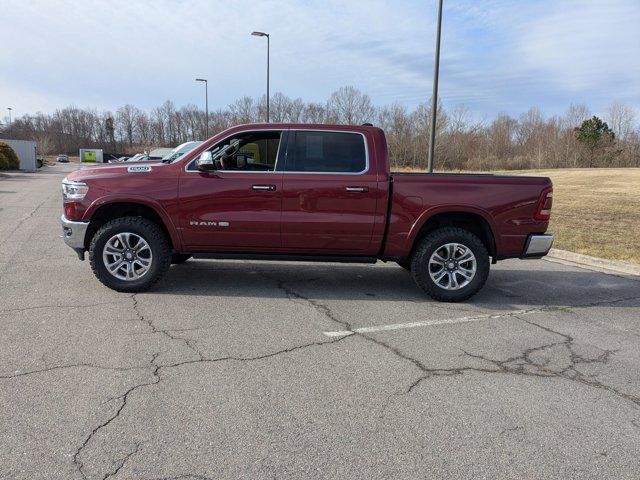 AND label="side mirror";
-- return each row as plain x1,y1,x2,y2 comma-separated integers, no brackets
196,151,215,171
